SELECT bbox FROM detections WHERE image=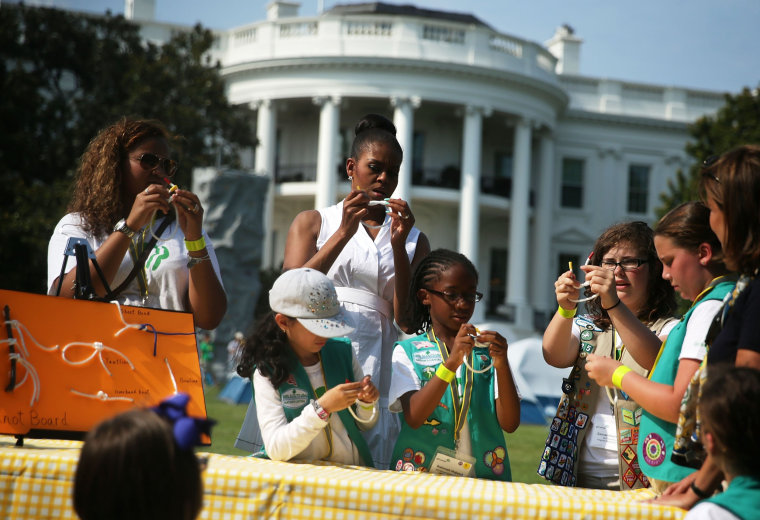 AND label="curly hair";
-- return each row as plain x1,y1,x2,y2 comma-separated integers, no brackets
236,311,296,389
654,201,726,276
408,249,479,334
699,144,760,274
68,117,173,237
349,113,402,161
585,221,676,329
